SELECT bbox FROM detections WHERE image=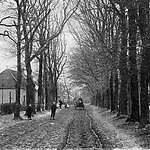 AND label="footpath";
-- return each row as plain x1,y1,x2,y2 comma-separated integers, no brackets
0,105,150,150
0,107,75,150
86,105,143,150
0,109,55,130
